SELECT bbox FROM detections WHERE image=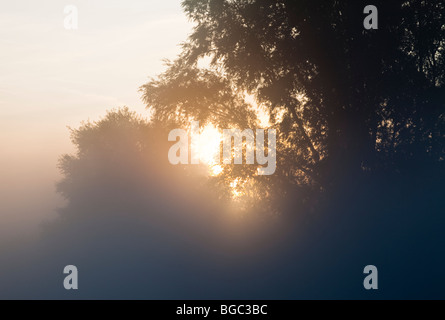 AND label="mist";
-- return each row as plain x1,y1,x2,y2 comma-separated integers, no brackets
0,109,295,299
1,0,444,300
1,108,443,300
0,0,191,241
